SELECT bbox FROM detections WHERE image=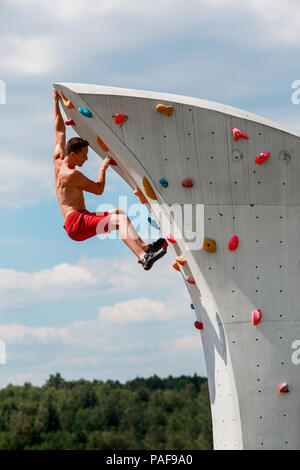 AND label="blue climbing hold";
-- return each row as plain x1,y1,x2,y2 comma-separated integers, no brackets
148,217,159,230
190,303,195,310
159,178,168,188
79,107,92,118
